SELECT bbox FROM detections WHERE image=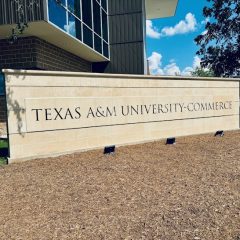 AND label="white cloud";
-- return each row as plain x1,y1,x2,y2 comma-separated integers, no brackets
146,13,197,39
156,68,164,75
163,62,181,76
148,52,202,76
201,30,208,35
148,52,162,73
161,13,197,37
177,56,201,76
201,17,210,25
182,66,193,76
148,52,180,76
193,56,201,69
146,20,161,39
64,21,76,36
